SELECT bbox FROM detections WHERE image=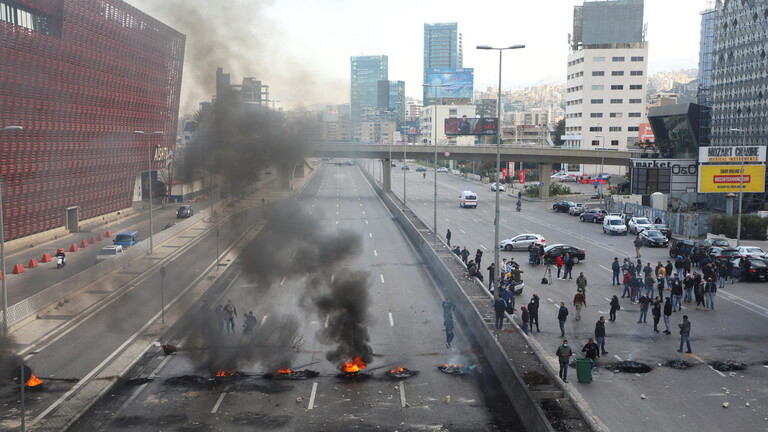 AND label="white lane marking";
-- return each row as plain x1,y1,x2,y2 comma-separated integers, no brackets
613,355,623,361
362,211,366,215
360,204,363,207
501,219,508,223
211,392,227,413
444,218,450,222
599,265,612,272
365,220,369,224
336,220,339,225
380,274,385,284
472,219,479,223
308,382,318,409
389,312,395,327
547,298,554,303
324,315,330,328
280,276,286,286
400,382,407,408
121,346,174,410
604,297,611,302
691,354,726,377
261,315,268,326
369,233,373,238
718,289,768,314
374,250,378,257
331,274,335,284
459,229,466,234
479,244,487,250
